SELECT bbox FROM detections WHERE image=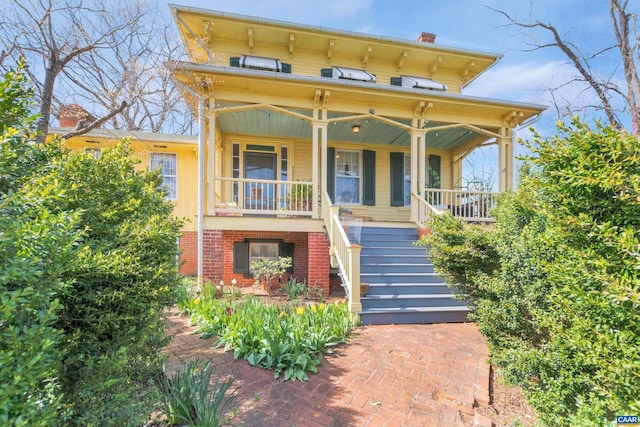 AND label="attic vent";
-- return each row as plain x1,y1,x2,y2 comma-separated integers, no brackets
230,55,291,73
323,66,376,82
392,75,447,91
